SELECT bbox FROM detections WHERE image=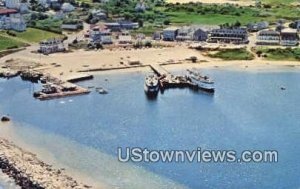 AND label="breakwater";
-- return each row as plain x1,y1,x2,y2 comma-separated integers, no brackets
0,138,91,189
